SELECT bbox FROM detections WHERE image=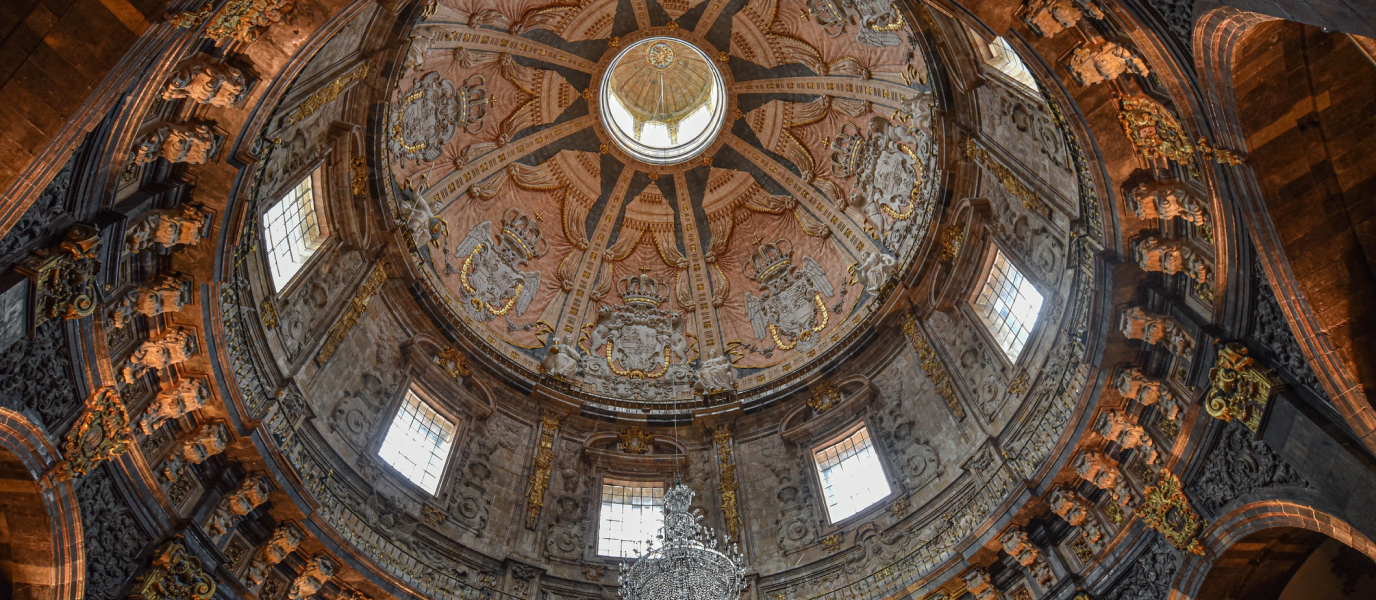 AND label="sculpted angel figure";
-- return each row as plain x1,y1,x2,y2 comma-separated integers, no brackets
855,250,898,293
542,335,581,379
